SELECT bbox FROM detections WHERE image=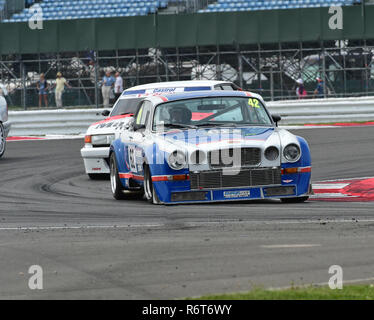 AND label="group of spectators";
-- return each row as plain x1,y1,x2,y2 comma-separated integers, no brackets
36,70,124,108
101,70,123,109
37,69,325,107
36,72,71,108
37,72,71,108
295,77,329,99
